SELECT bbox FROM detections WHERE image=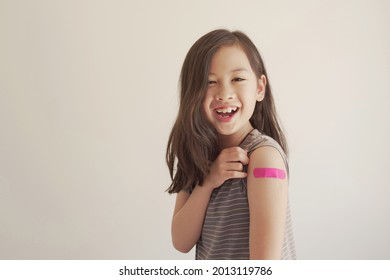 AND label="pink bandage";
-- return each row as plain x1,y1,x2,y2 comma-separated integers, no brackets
253,168,286,180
